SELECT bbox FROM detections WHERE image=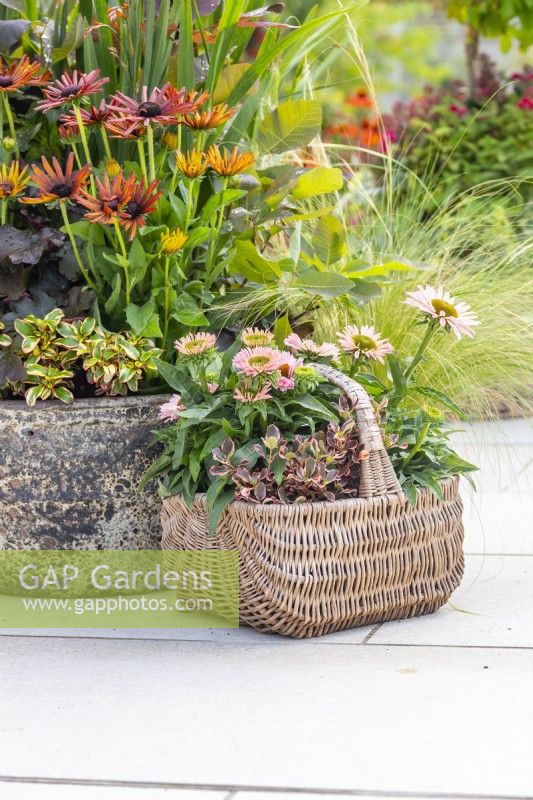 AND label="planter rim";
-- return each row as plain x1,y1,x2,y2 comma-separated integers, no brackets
0,394,169,414
163,476,459,516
